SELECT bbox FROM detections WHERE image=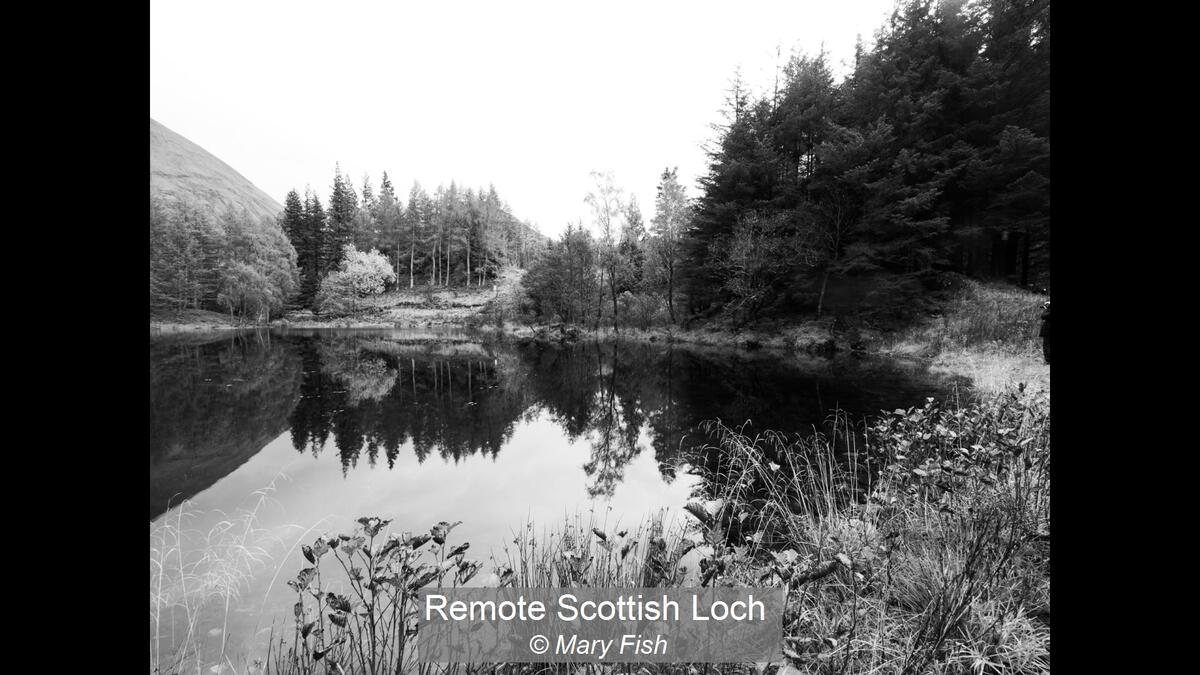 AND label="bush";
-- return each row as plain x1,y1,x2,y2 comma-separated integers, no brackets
314,245,397,317
339,245,396,296
617,291,669,329
314,271,356,317
486,267,530,325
